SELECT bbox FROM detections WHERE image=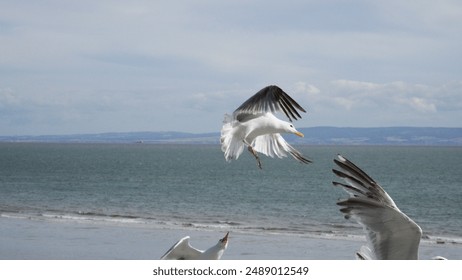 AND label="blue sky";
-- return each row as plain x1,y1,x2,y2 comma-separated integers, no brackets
1,0,461,135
